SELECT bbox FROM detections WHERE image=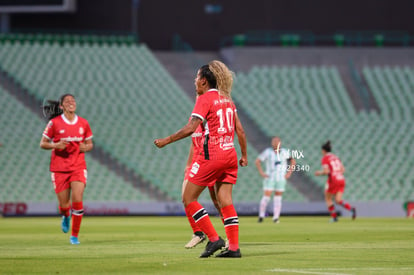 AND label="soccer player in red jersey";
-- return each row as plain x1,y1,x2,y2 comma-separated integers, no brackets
182,121,218,248
155,60,248,258
40,94,93,244
183,110,245,249
315,141,356,222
